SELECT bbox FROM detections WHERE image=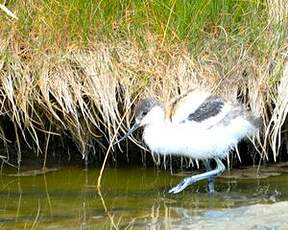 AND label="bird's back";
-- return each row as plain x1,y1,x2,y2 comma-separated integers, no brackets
167,89,211,123
167,89,236,129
